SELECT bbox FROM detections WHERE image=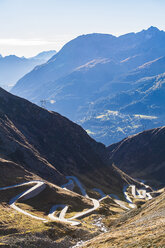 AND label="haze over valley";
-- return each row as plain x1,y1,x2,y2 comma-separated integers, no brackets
0,50,56,91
